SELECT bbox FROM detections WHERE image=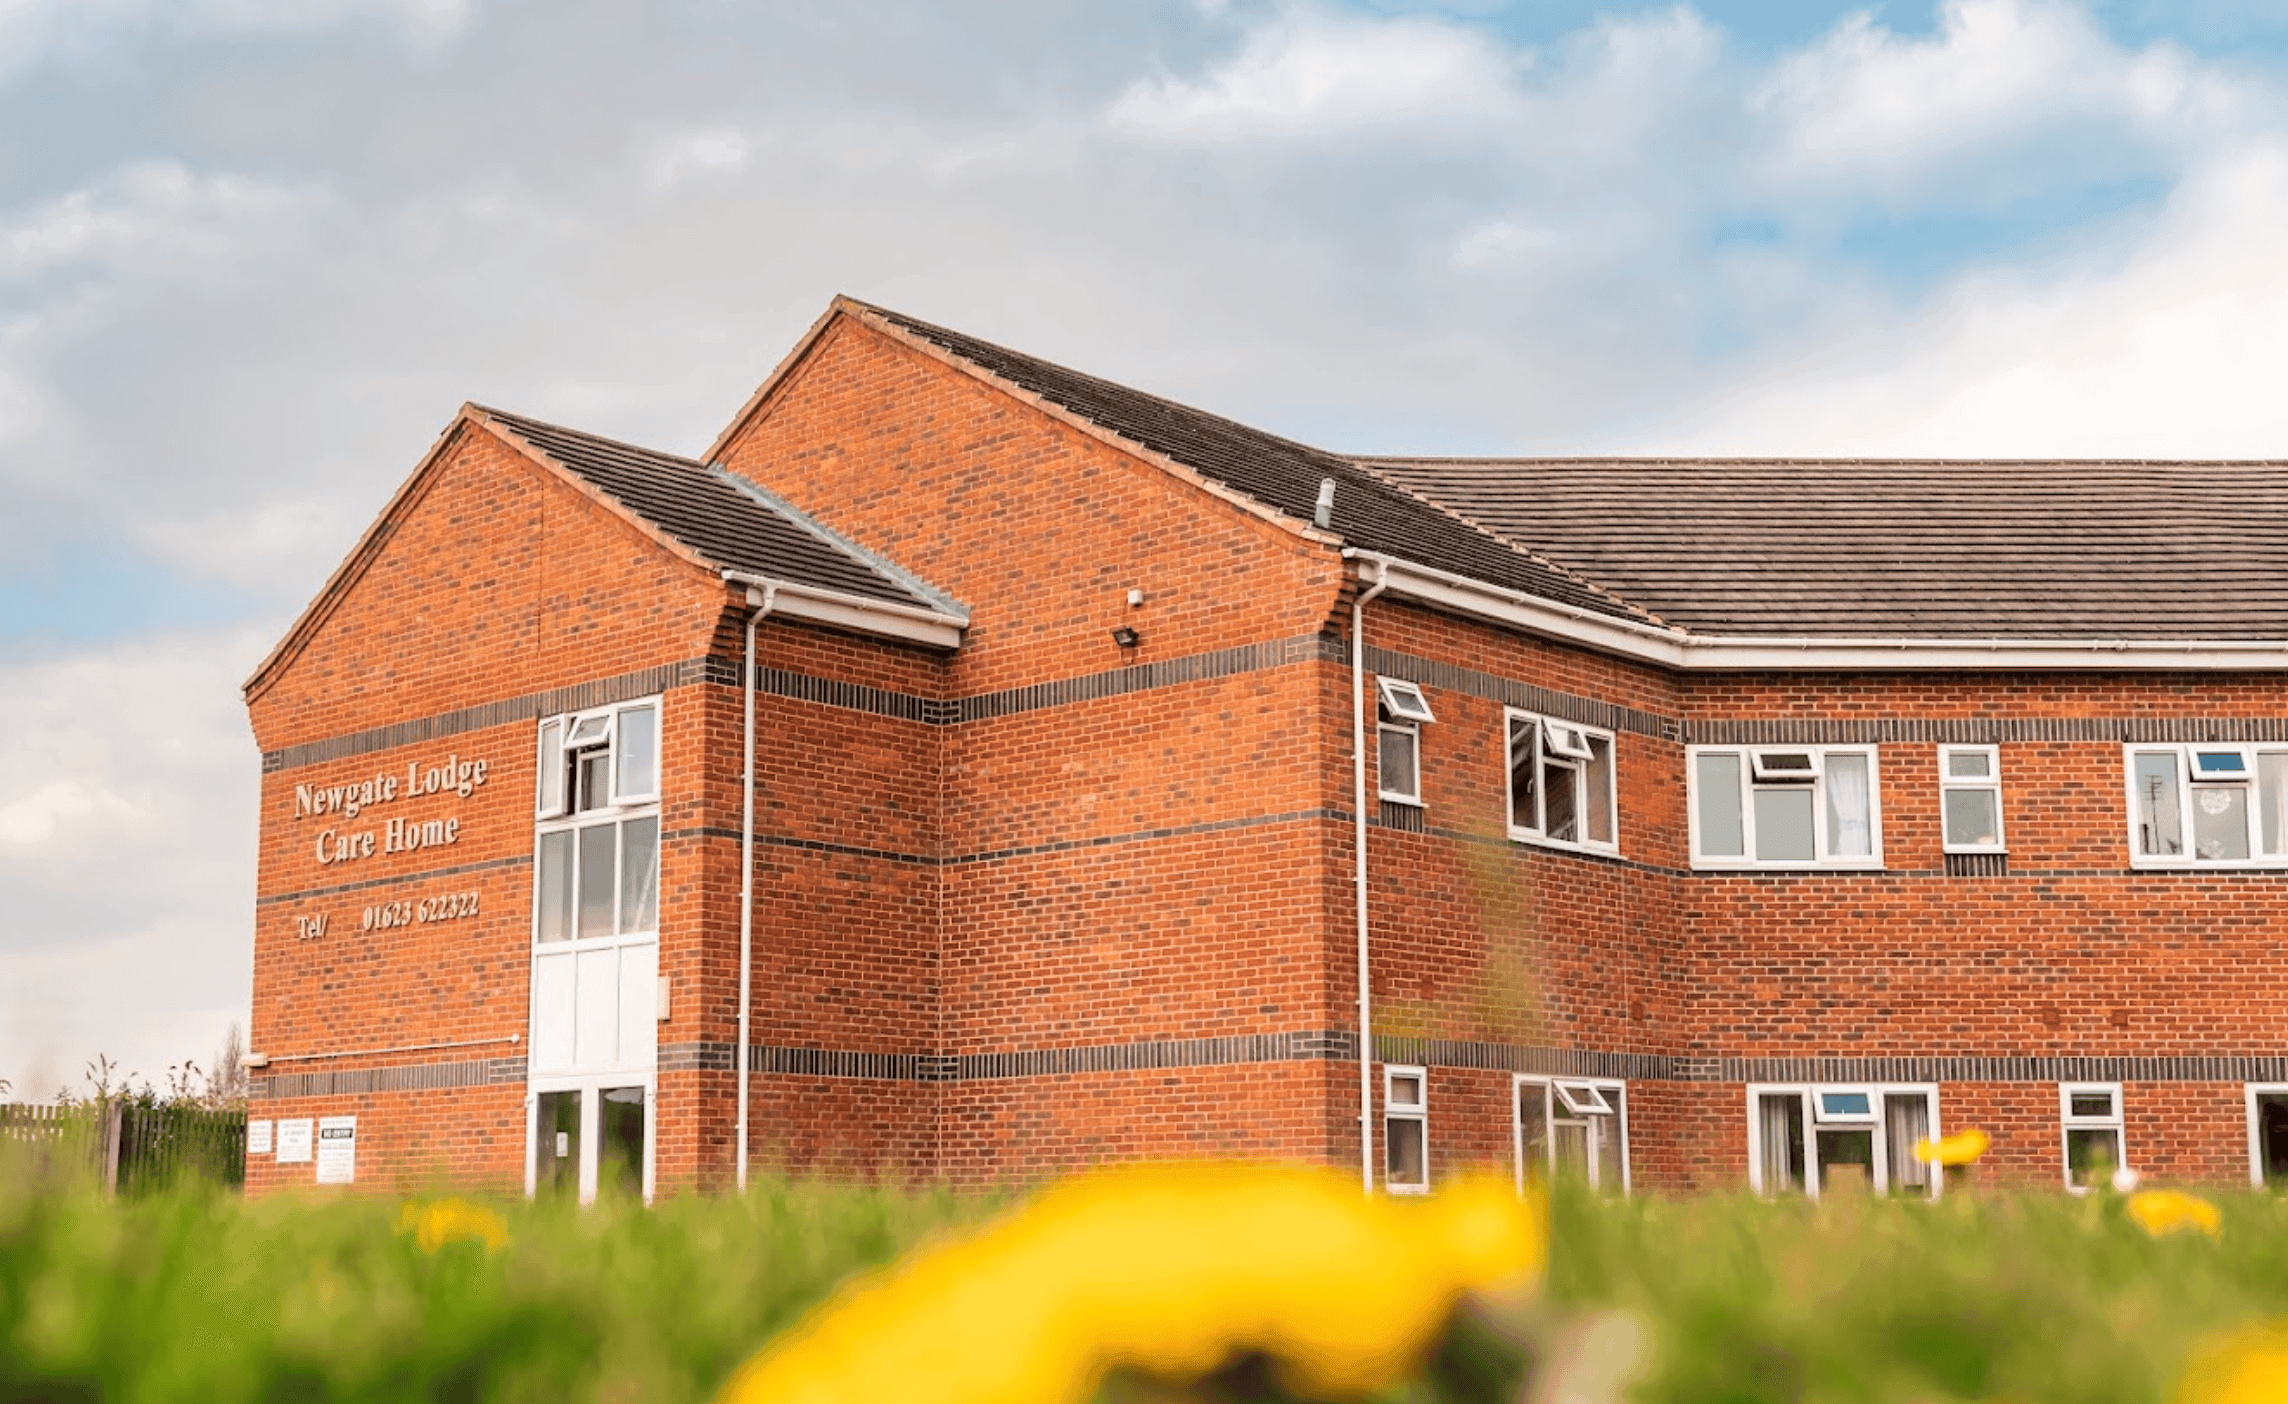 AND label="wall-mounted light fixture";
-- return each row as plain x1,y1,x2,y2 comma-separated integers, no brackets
1111,626,1141,649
